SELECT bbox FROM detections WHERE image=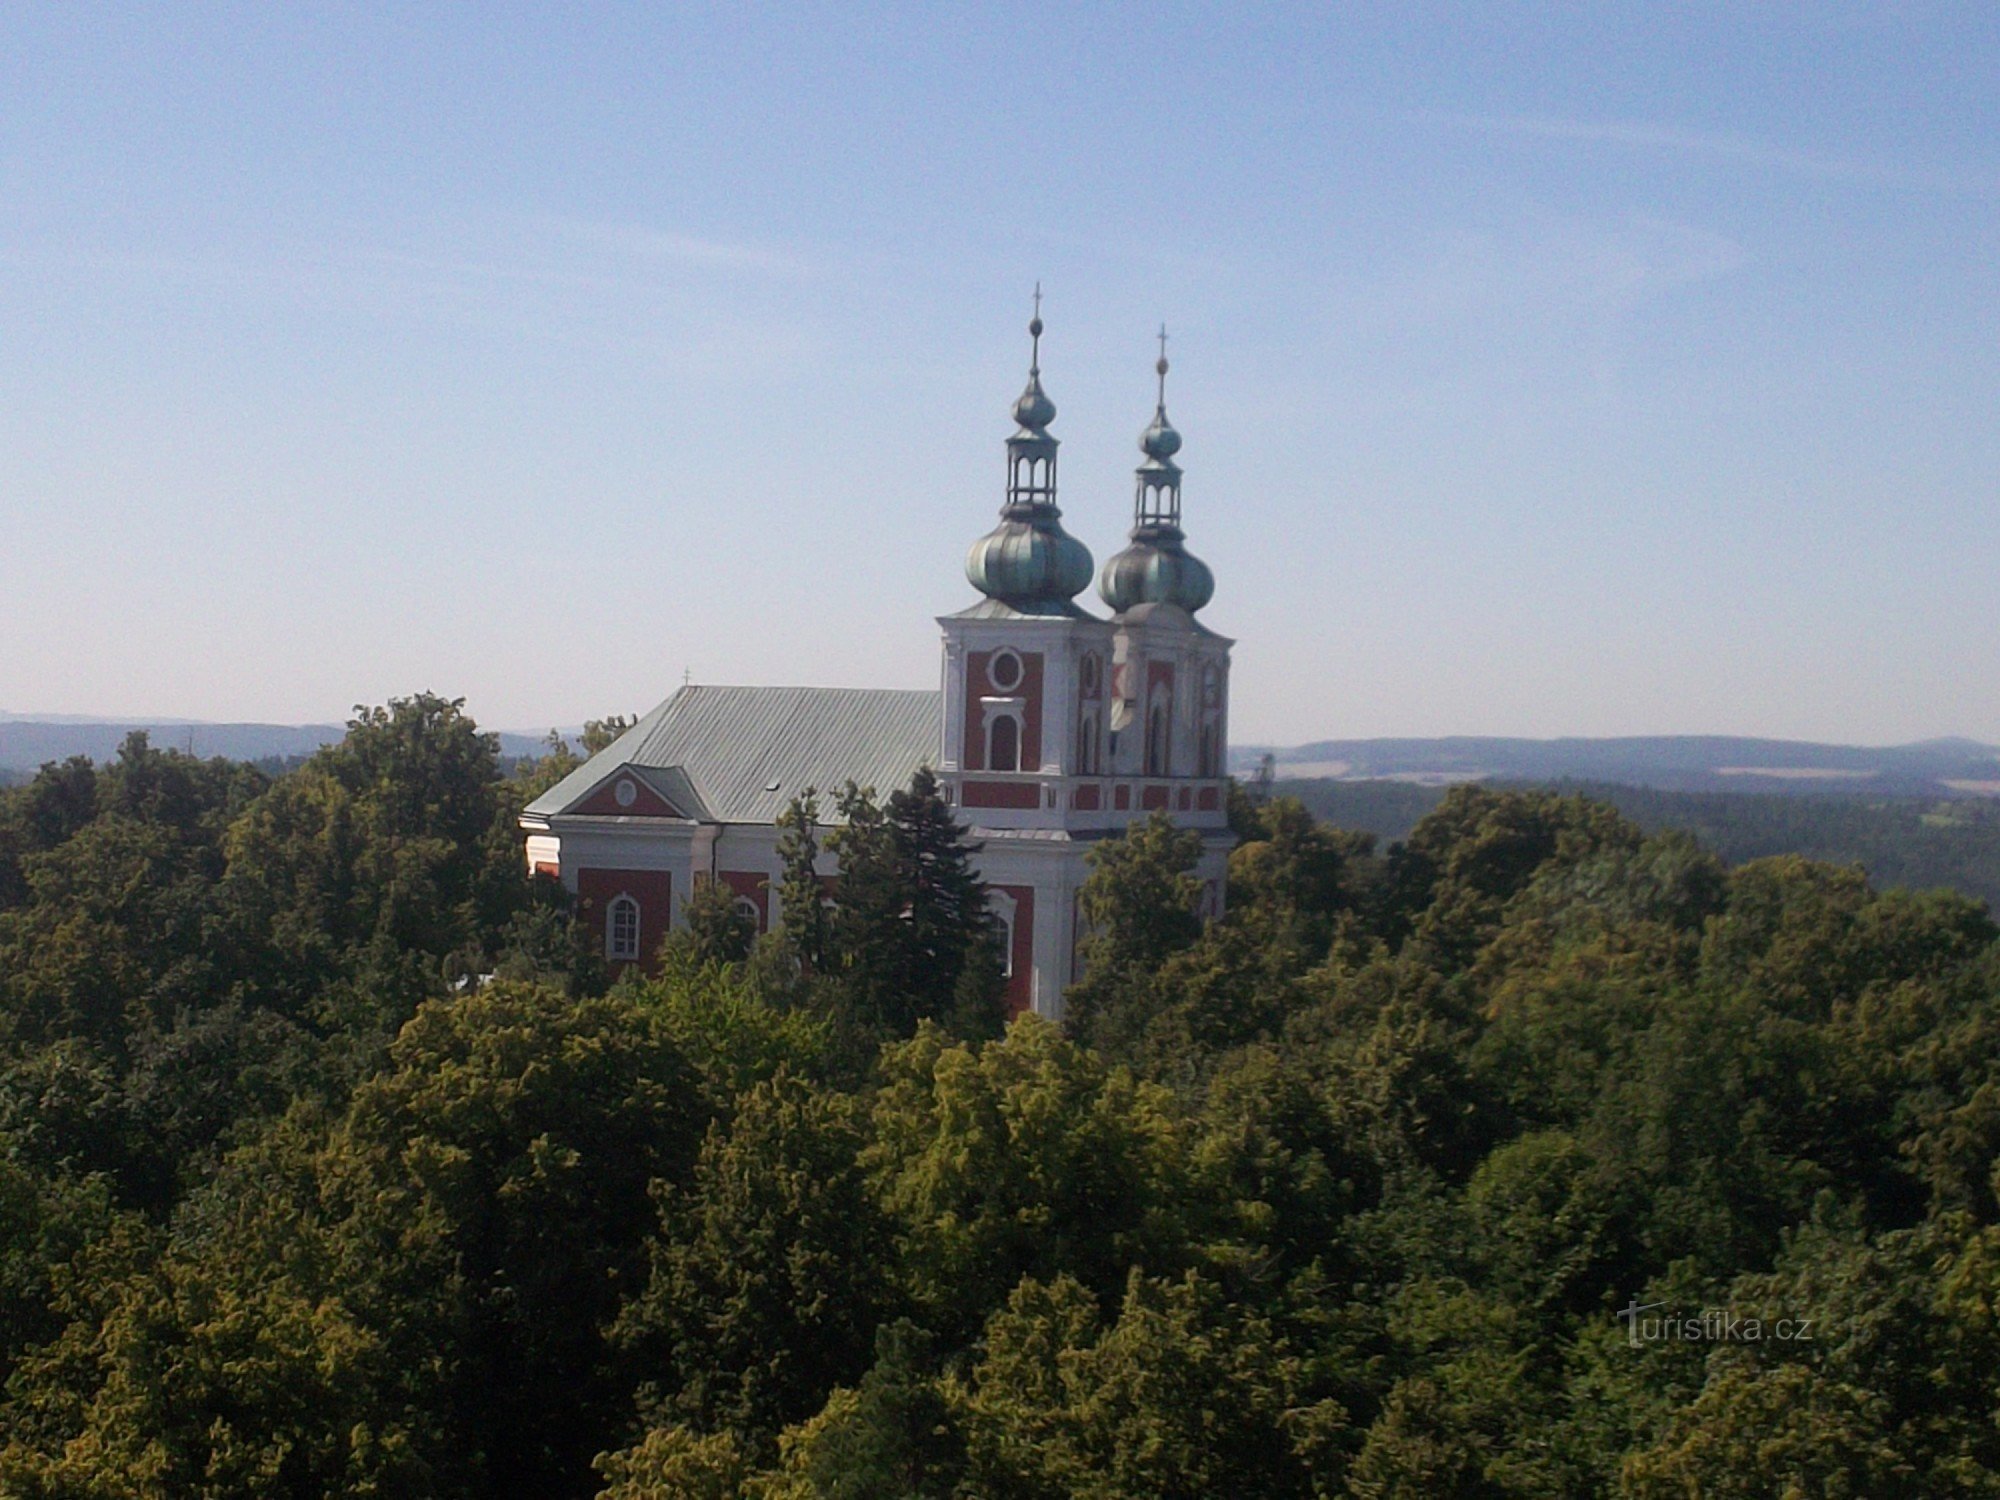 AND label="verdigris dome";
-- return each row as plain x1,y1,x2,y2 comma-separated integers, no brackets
964,297,1096,612
1098,331,1214,617
1099,527,1213,614
1013,368,1057,431
968,520,1095,605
